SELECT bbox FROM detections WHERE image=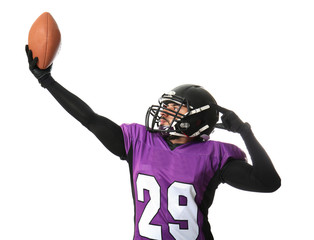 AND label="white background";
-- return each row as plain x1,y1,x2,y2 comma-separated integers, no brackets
0,0,313,239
